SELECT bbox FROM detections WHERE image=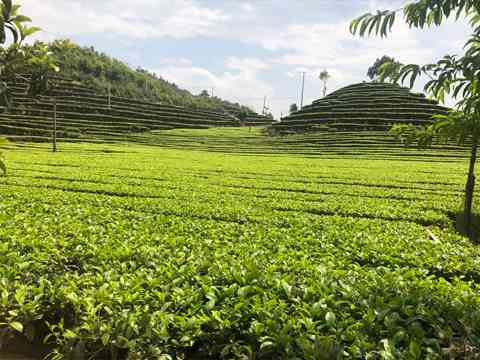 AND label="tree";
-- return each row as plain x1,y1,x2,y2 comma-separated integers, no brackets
237,109,250,122
367,55,402,81
199,90,210,97
0,1,38,107
0,0,57,174
319,70,330,97
290,103,298,113
350,0,480,240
